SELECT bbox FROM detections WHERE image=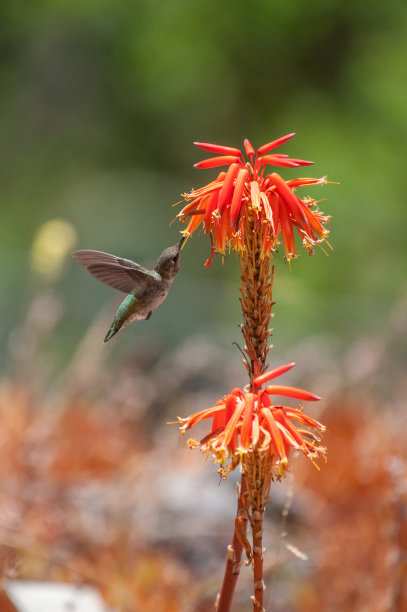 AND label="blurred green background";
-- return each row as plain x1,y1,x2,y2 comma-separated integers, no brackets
1,0,406,374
